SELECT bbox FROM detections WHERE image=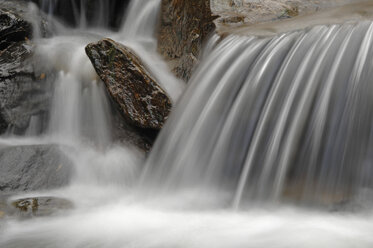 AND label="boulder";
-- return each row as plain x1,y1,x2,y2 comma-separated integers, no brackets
157,0,216,82
0,1,54,134
0,145,74,193
86,38,172,131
